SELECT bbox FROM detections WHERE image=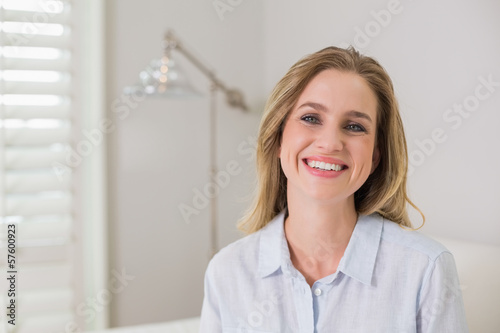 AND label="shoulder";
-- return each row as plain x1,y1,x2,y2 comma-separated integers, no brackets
206,211,285,279
378,215,450,262
206,229,262,278
367,215,461,292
